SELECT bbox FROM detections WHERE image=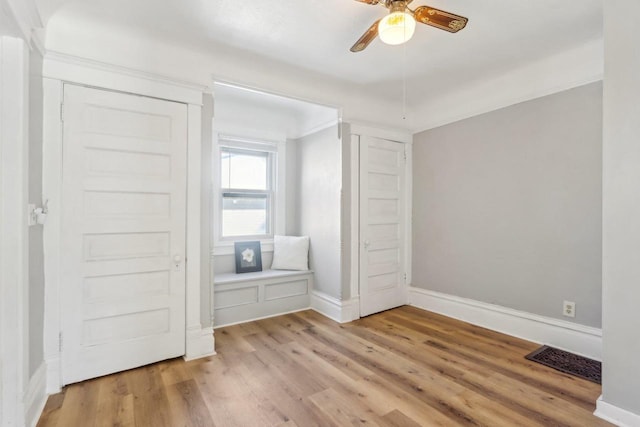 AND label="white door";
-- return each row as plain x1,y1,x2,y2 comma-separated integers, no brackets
60,85,188,385
359,136,407,317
